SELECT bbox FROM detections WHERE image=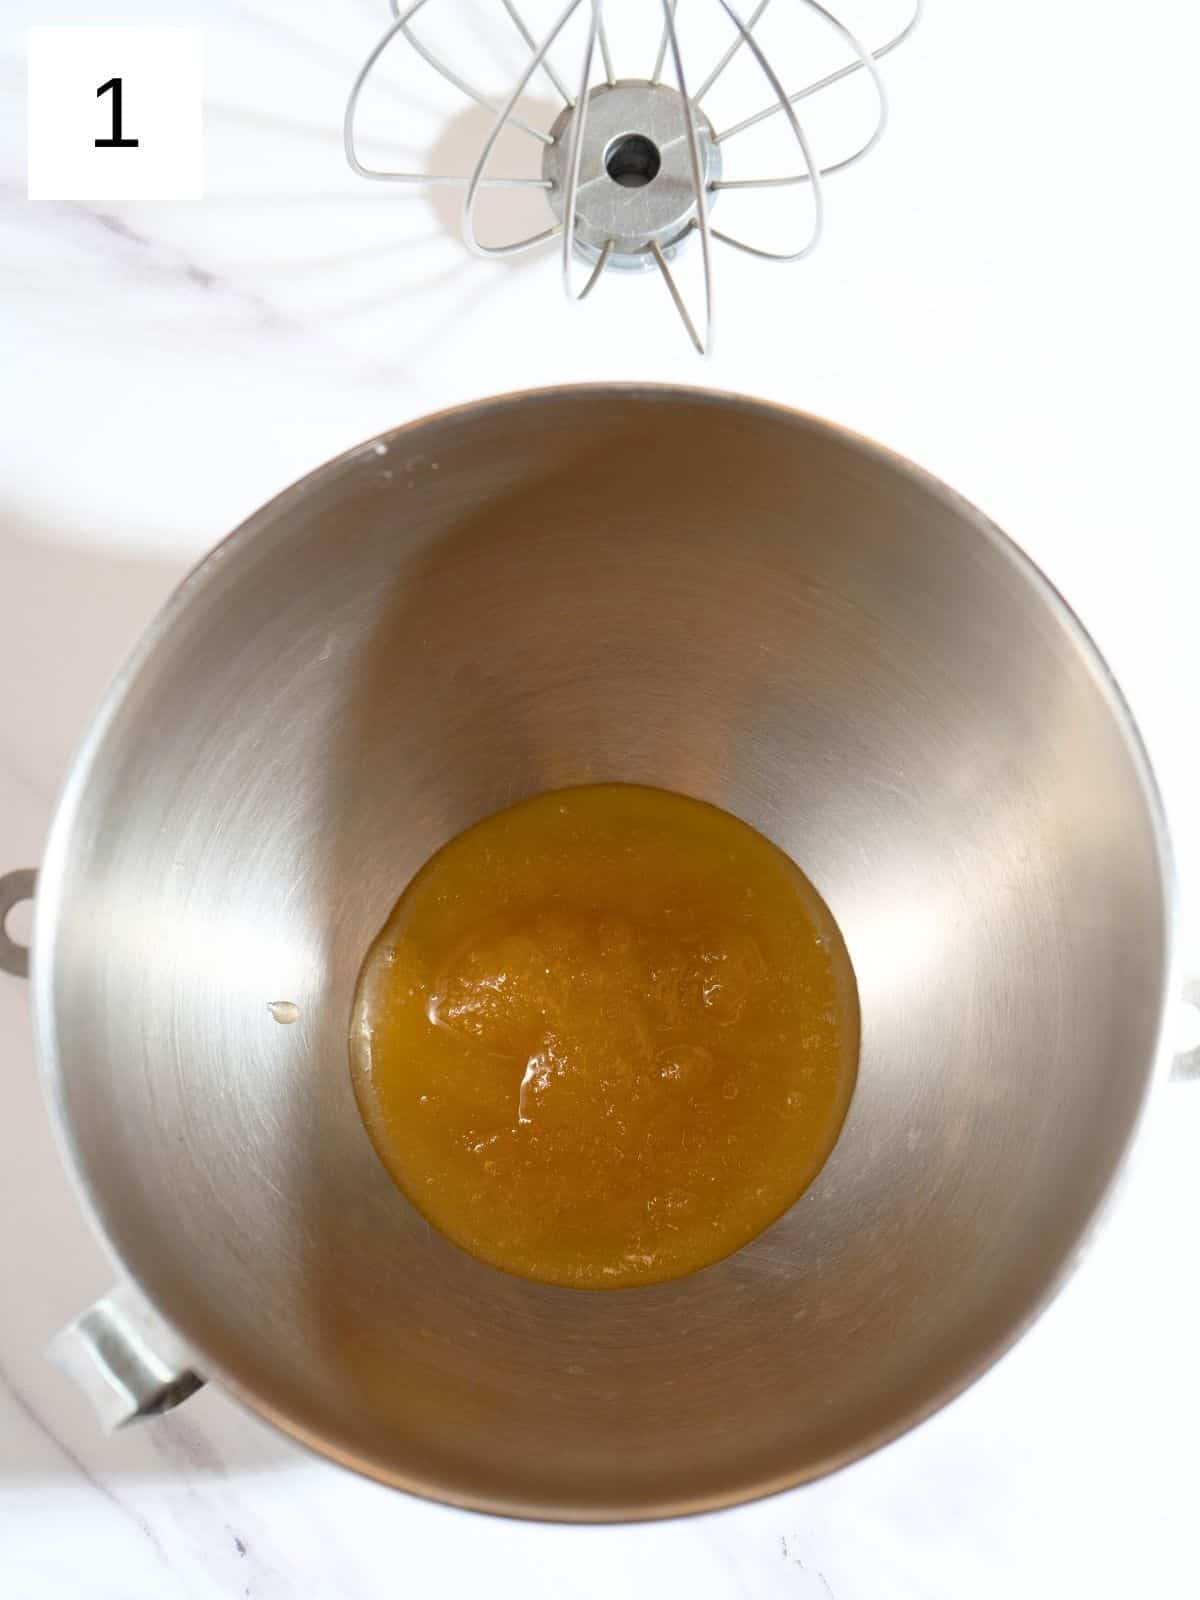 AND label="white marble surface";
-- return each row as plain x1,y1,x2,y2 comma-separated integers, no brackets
3,1,1200,1595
